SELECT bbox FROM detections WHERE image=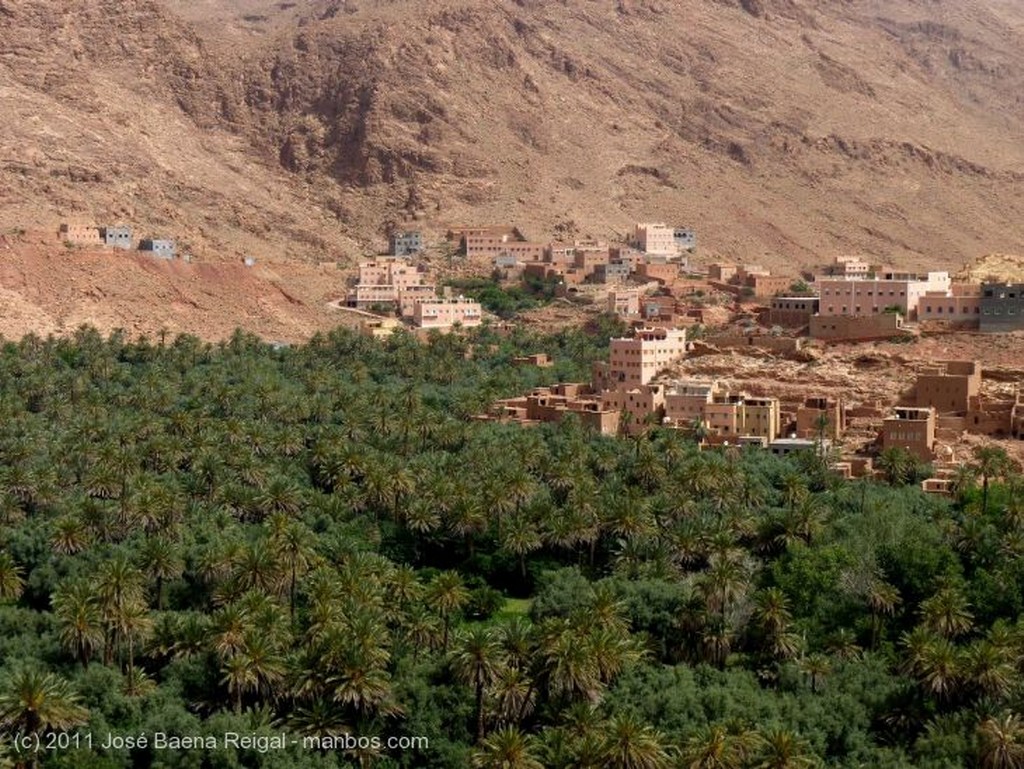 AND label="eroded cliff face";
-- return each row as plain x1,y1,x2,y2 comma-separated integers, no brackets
3,0,1024,269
